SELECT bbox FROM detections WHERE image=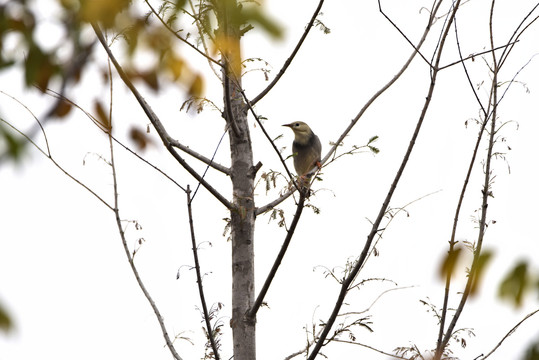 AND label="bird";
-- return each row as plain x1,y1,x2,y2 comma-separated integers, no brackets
282,121,322,179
